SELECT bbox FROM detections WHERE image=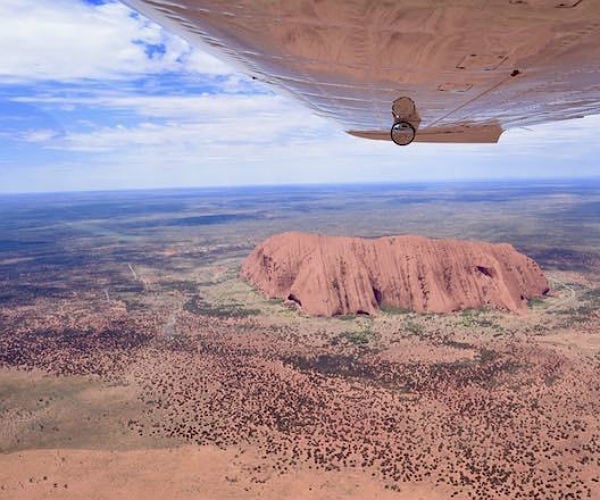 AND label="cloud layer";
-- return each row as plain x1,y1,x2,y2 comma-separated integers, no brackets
0,0,229,82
